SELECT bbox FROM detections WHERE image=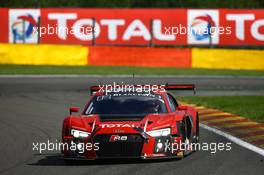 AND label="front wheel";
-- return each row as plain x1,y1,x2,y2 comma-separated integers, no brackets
63,158,76,165
177,119,191,158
